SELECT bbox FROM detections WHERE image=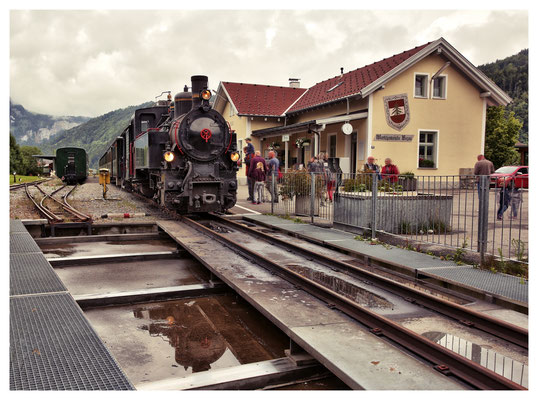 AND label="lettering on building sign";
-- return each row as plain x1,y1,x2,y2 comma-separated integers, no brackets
375,134,414,142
